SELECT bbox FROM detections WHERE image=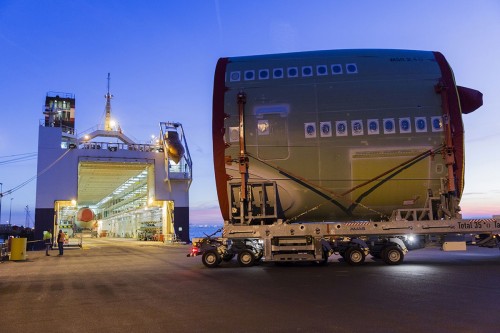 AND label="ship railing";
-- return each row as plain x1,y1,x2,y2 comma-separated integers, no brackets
39,119,76,135
46,91,75,99
78,141,160,152
76,124,141,143
167,159,191,179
